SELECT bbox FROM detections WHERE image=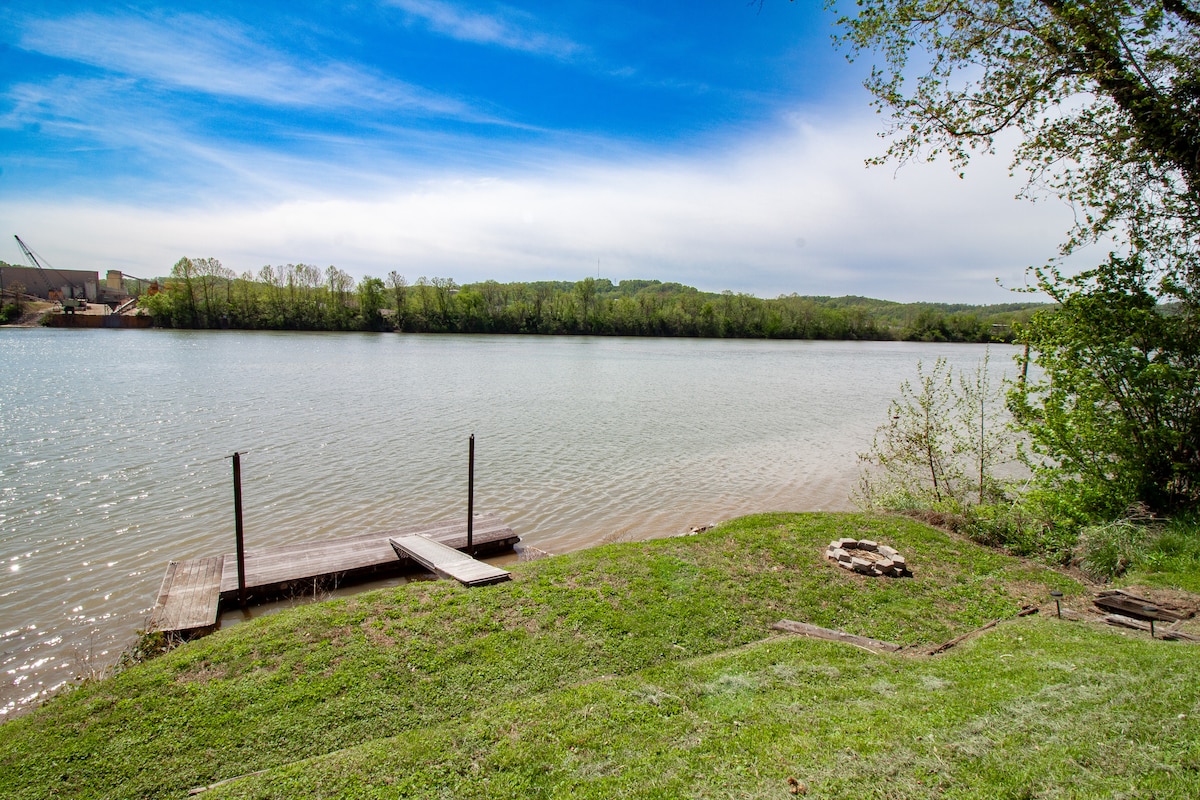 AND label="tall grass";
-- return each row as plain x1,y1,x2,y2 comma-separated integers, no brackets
1077,511,1200,591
